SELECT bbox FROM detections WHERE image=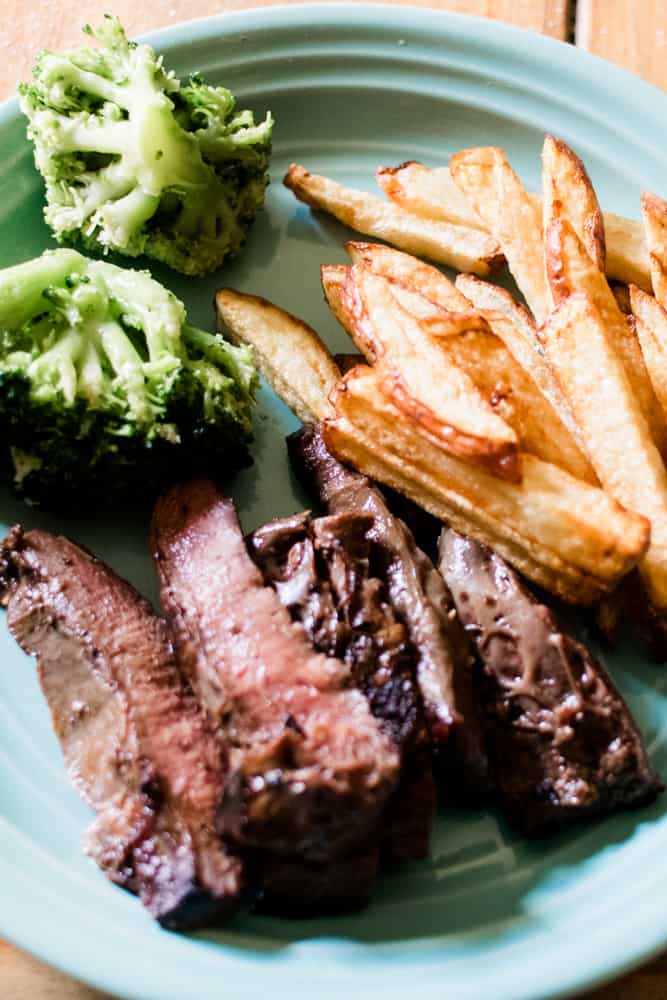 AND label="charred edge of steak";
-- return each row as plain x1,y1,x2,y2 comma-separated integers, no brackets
287,423,490,802
0,525,242,929
439,528,663,837
248,510,435,863
151,481,400,866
